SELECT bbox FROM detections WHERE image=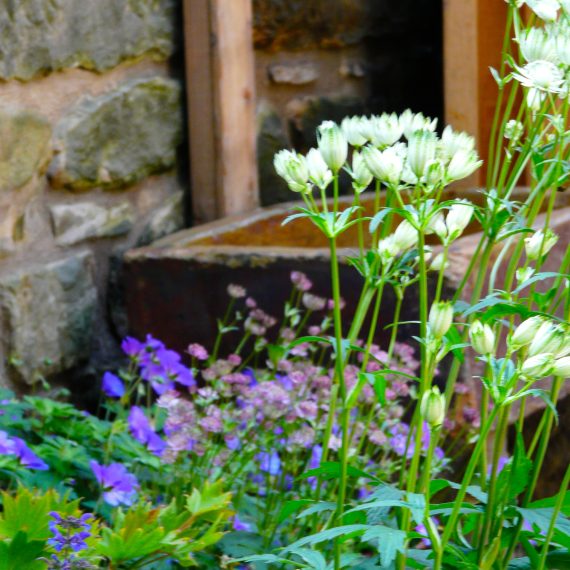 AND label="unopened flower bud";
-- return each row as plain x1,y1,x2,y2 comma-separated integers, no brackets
420,386,446,427
469,320,496,355
524,229,558,260
430,252,448,271
446,149,482,182
553,356,570,377
306,148,333,190
516,267,535,285
446,200,474,238
341,116,368,147
407,129,438,177
510,316,544,349
350,151,373,192
317,121,348,172
429,301,454,339
521,353,554,378
273,149,308,186
528,321,564,357
378,235,400,260
393,220,418,251
362,145,403,186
